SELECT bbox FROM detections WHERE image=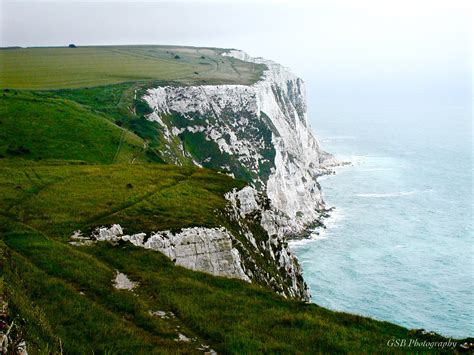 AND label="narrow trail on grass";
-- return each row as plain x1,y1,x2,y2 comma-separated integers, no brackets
83,174,193,227
229,60,242,81
5,246,180,348
4,174,73,215
196,49,220,79
105,48,190,67
112,129,126,163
